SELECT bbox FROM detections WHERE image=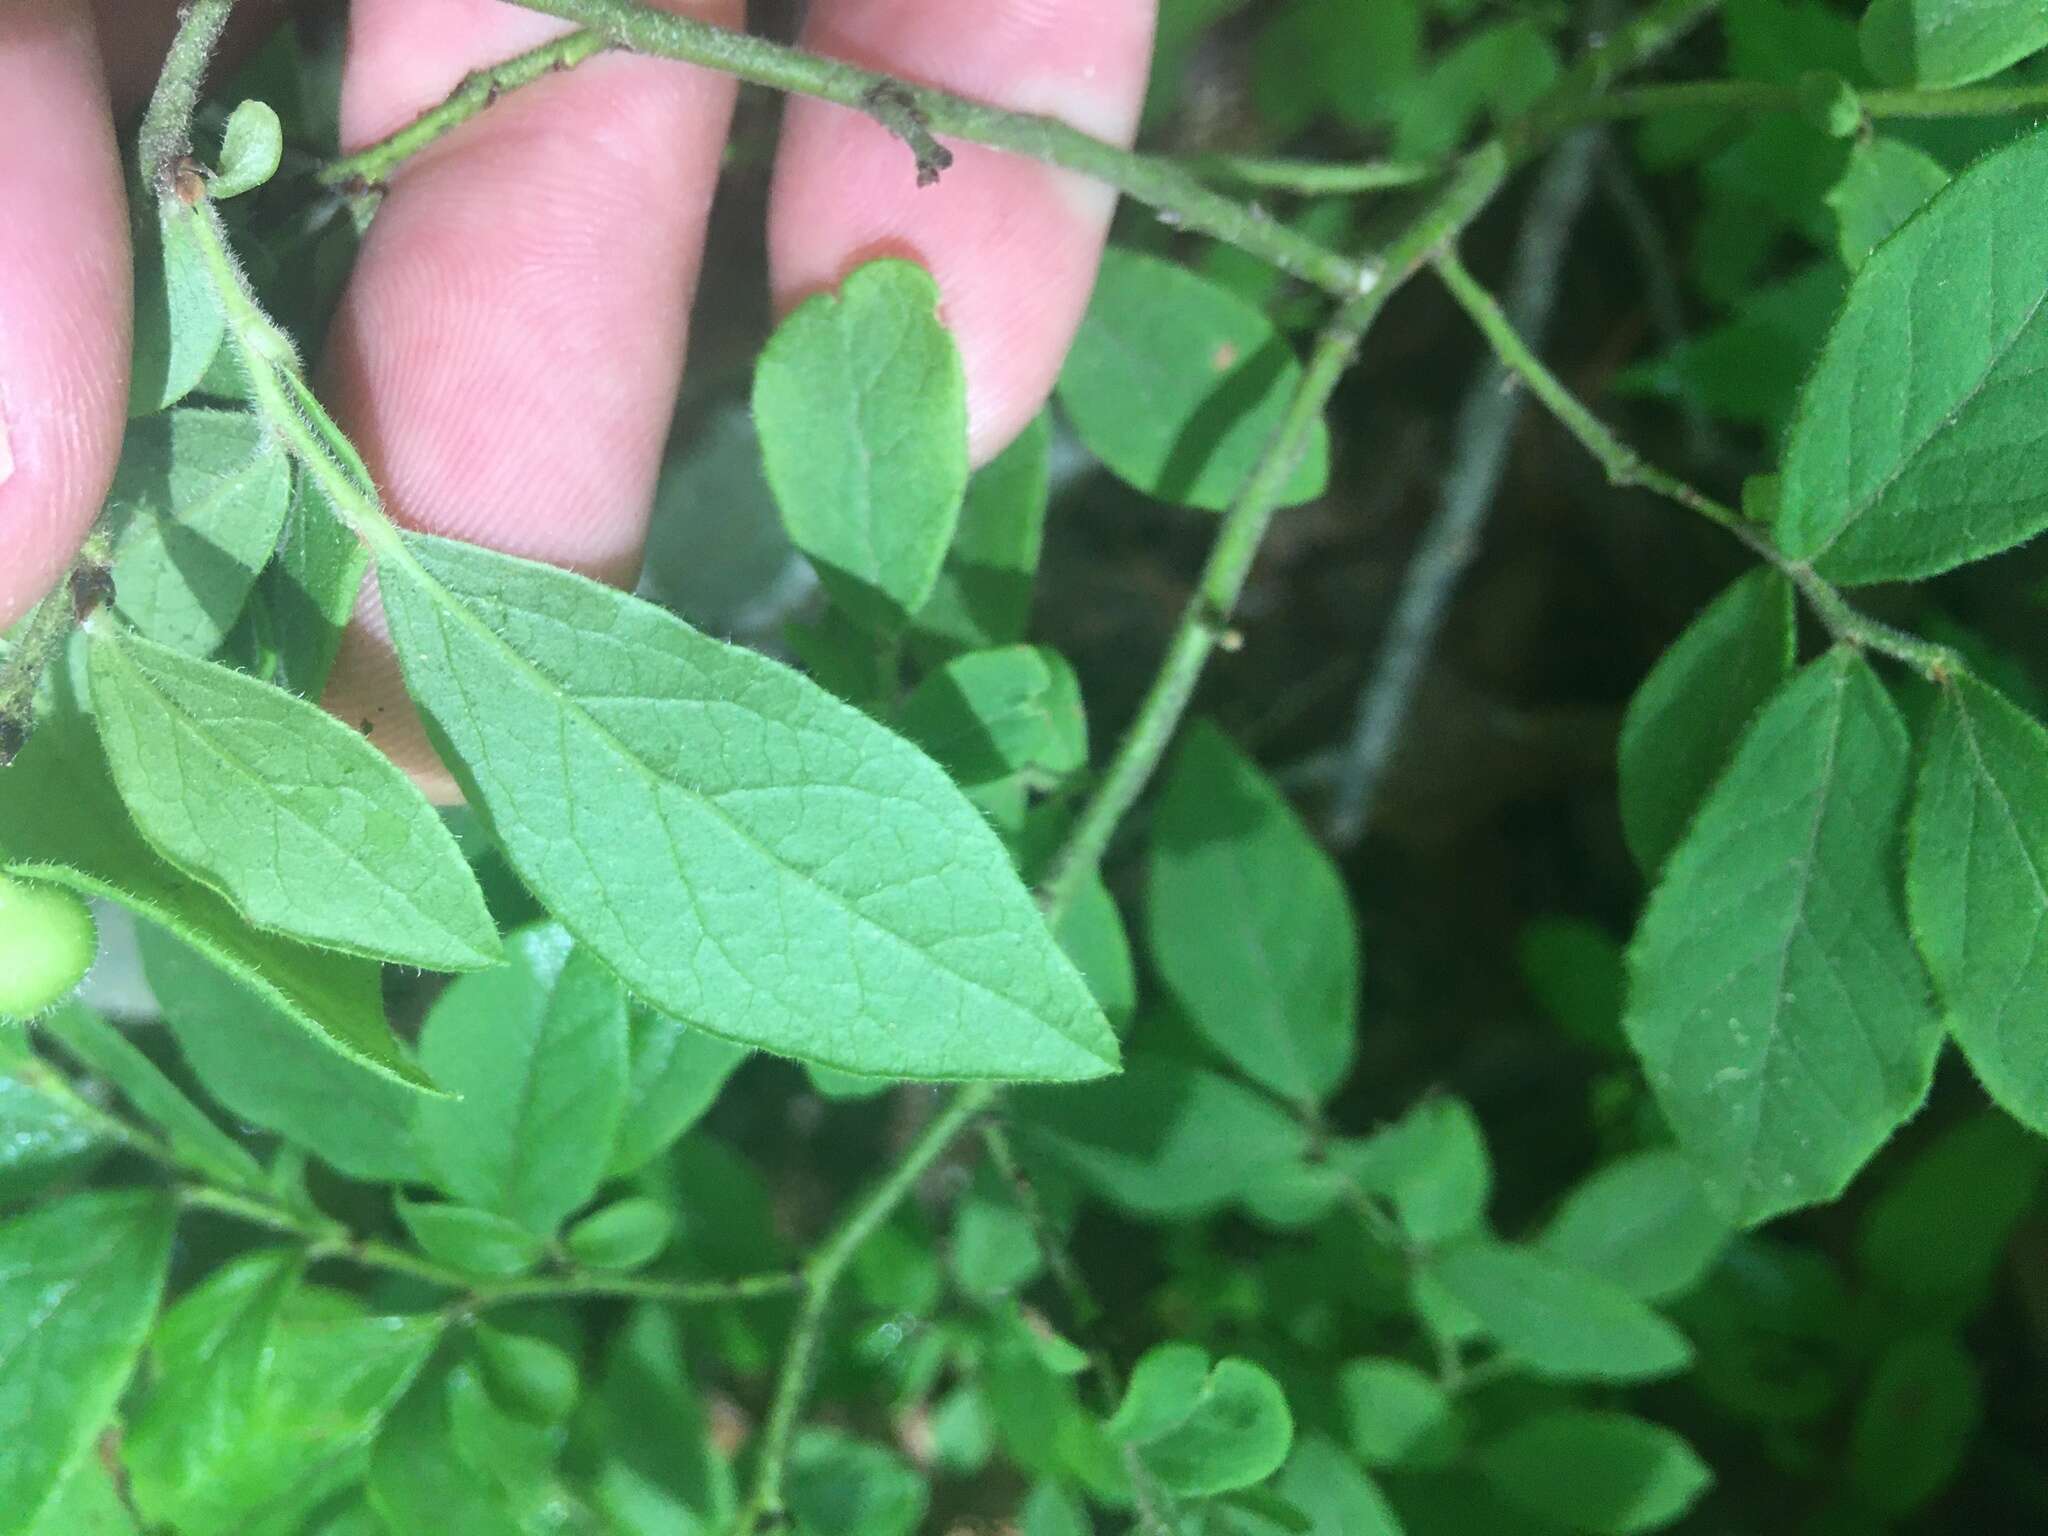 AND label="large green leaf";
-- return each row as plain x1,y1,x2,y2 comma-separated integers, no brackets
1775,125,2048,583
266,477,368,699
139,929,428,1185
1861,0,2048,87
89,627,498,973
103,410,292,656
1624,652,1942,1224
0,667,423,1086
1908,673,2048,1132
753,260,968,628
1478,1411,1711,1535
0,1190,176,1536
414,925,631,1235
1133,1357,1293,1498
375,531,1116,1083
1148,722,1358,1103
1058,247,1329,512
1617,569,1796,875
1425,1239,1694,1383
